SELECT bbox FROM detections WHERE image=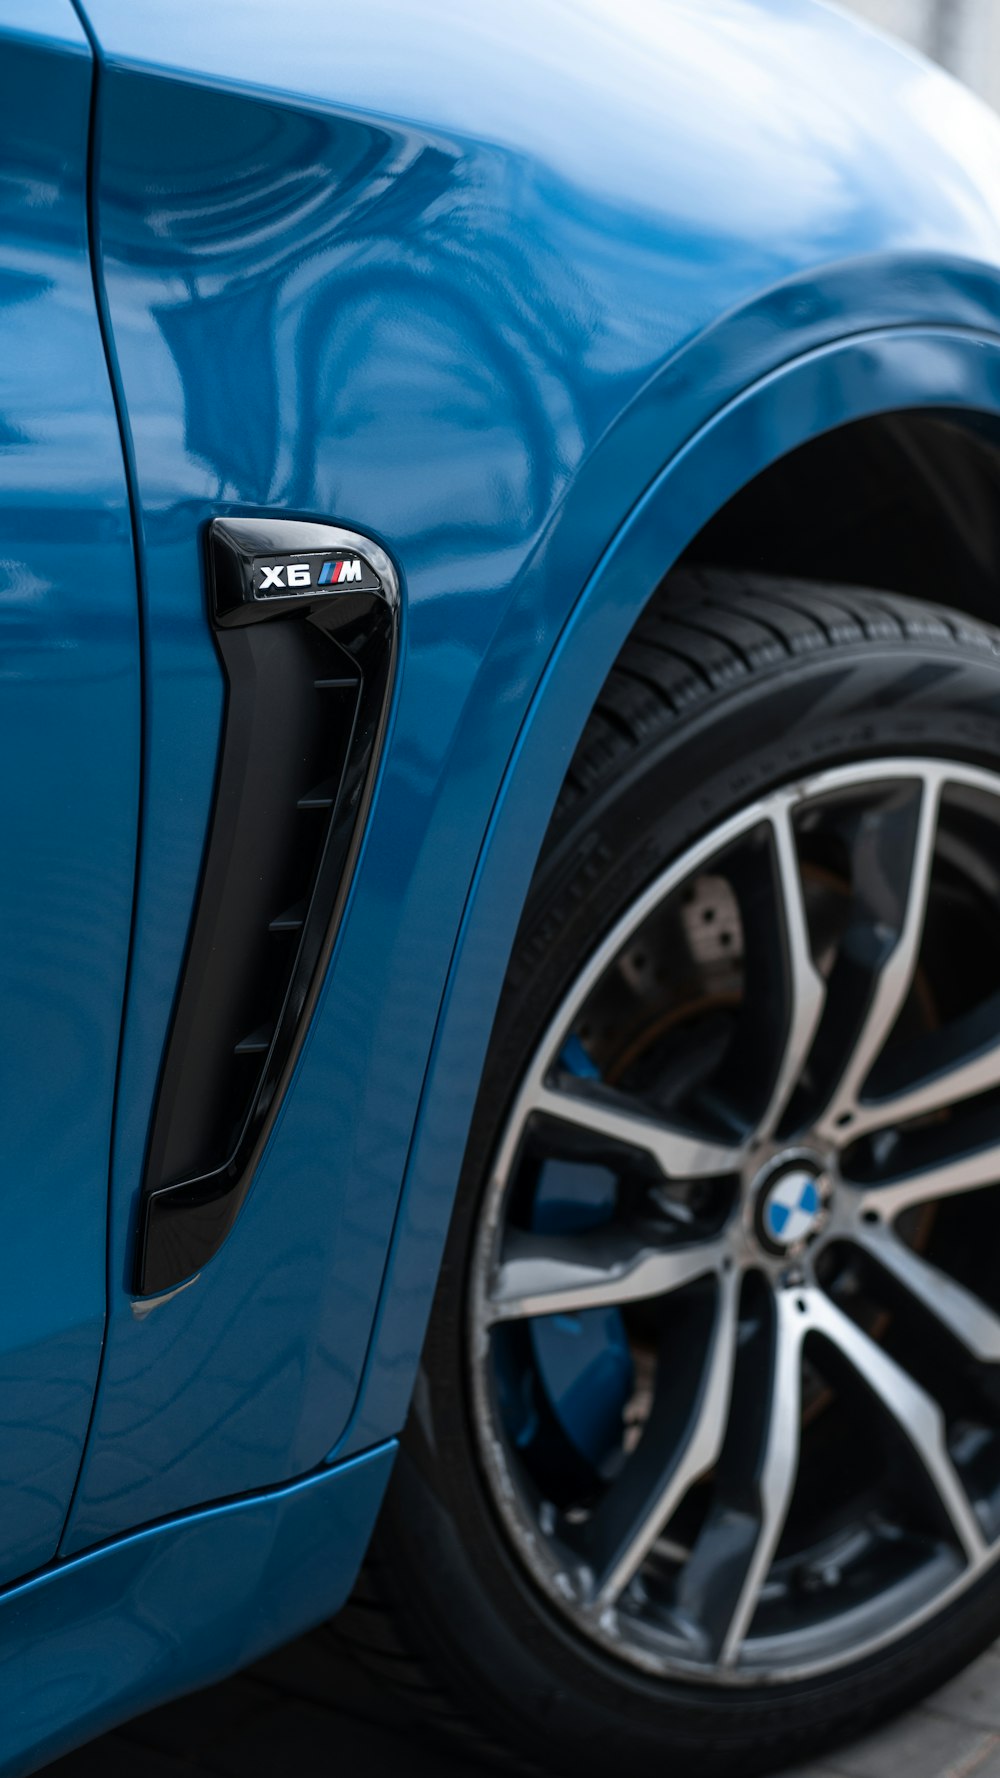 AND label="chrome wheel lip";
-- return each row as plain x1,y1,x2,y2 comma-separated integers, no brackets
468,756,1000,1688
